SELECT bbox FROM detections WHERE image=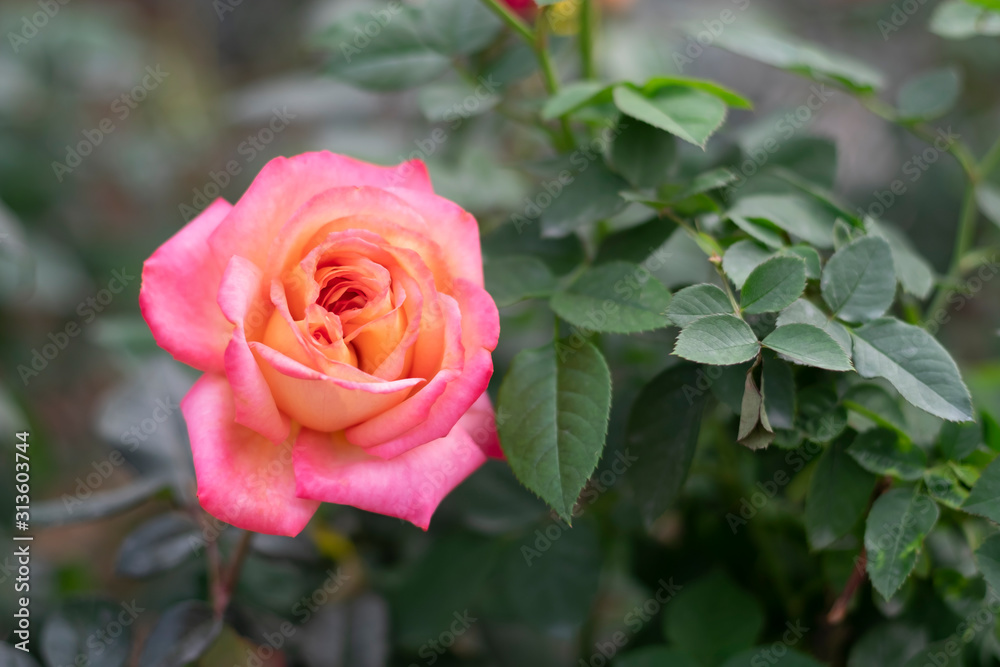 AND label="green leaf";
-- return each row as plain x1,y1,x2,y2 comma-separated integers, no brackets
896,68,961,121
777,298,852,354
666,284,733,328
843,384,909,435
116,513,200,579
625,364,708,524
417,79,498,122
678,167,739,200
41,599,134,667
673,314,760,366
611,119,677,188
664,572,764,667
484,256,557,308
762,352,795,429
785,244,821,280
902,641,964,667
974,533,1000,593
594,218,676,265
923,465,969,509
930,0,1000,39
937,421,981,461
540,80,610,120
321,9,451,90
723,240,773,289
797,385,848,443
710,26,884,92
738,363,774,450
643,76,753,109
806,437,878,549
138,601,221,667
821,236,896,323
420,0,502,55
848,623,929,667
613,85,727,148
868,220,935,300
741,256,807,314
962,455,1000,522
847,428,927,481
975,182,1000,230
539,160,629,236
32,475,170,527
727,194,836,248
497,341,612,521
550,261,672,334
851,318,974,422
618,648,702,667
762,323,852,371
865,486,939,599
